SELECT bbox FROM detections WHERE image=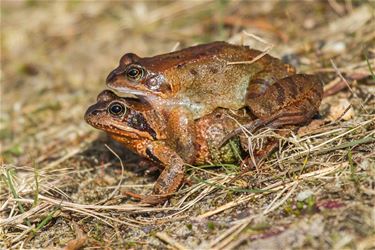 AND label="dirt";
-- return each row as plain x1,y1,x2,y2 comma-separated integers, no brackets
1,1,374,249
